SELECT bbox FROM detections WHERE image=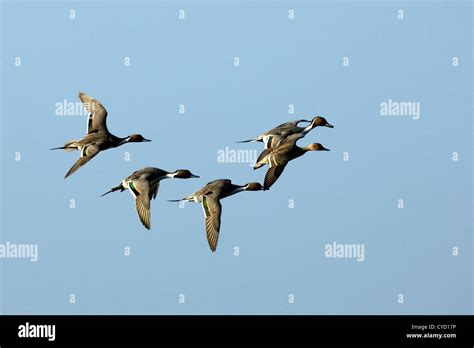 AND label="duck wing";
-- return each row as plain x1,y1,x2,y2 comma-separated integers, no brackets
255,145,284,169
263,163,287,190
79,92,109,134
127,179,153,230
64,144,100,178
201,195,222,252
